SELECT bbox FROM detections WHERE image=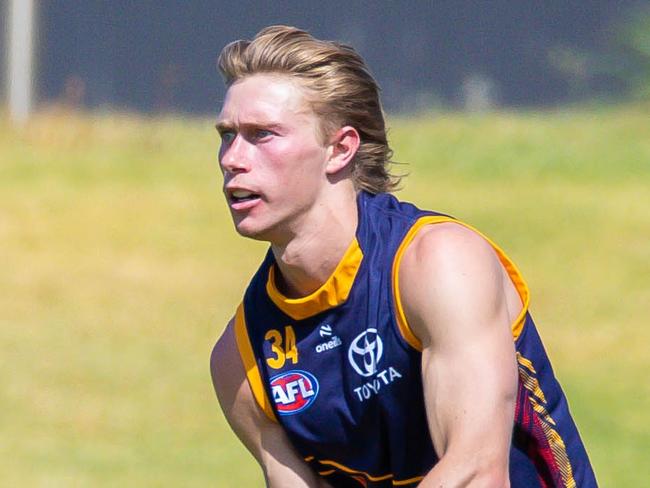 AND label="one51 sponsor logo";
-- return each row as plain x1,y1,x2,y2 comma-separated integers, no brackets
347,329,402,402
319,324,332,338
315,323,342,353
